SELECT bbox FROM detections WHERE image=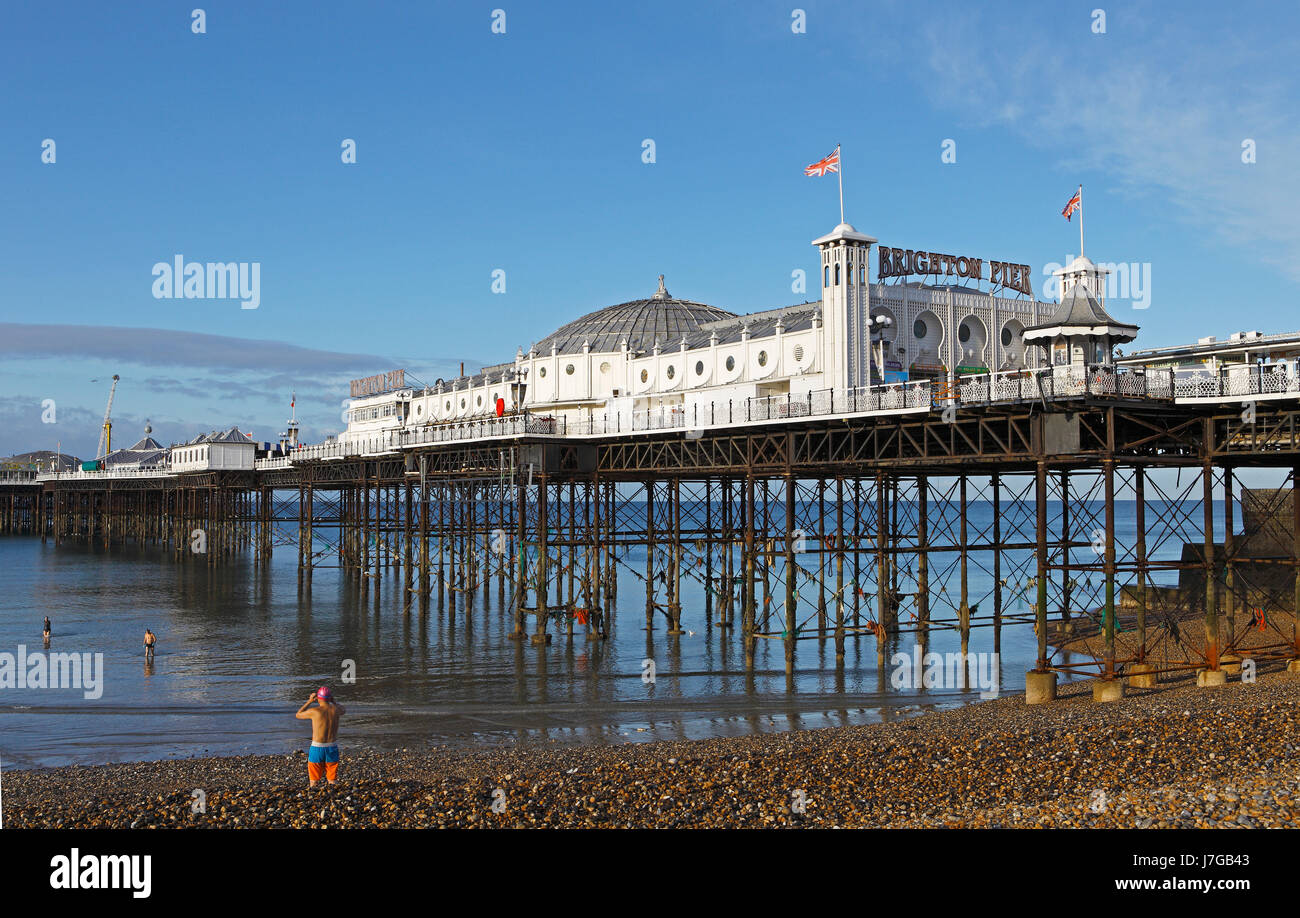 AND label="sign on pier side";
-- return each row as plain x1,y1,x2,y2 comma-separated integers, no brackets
878,245,1033,295
350,369,406,398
